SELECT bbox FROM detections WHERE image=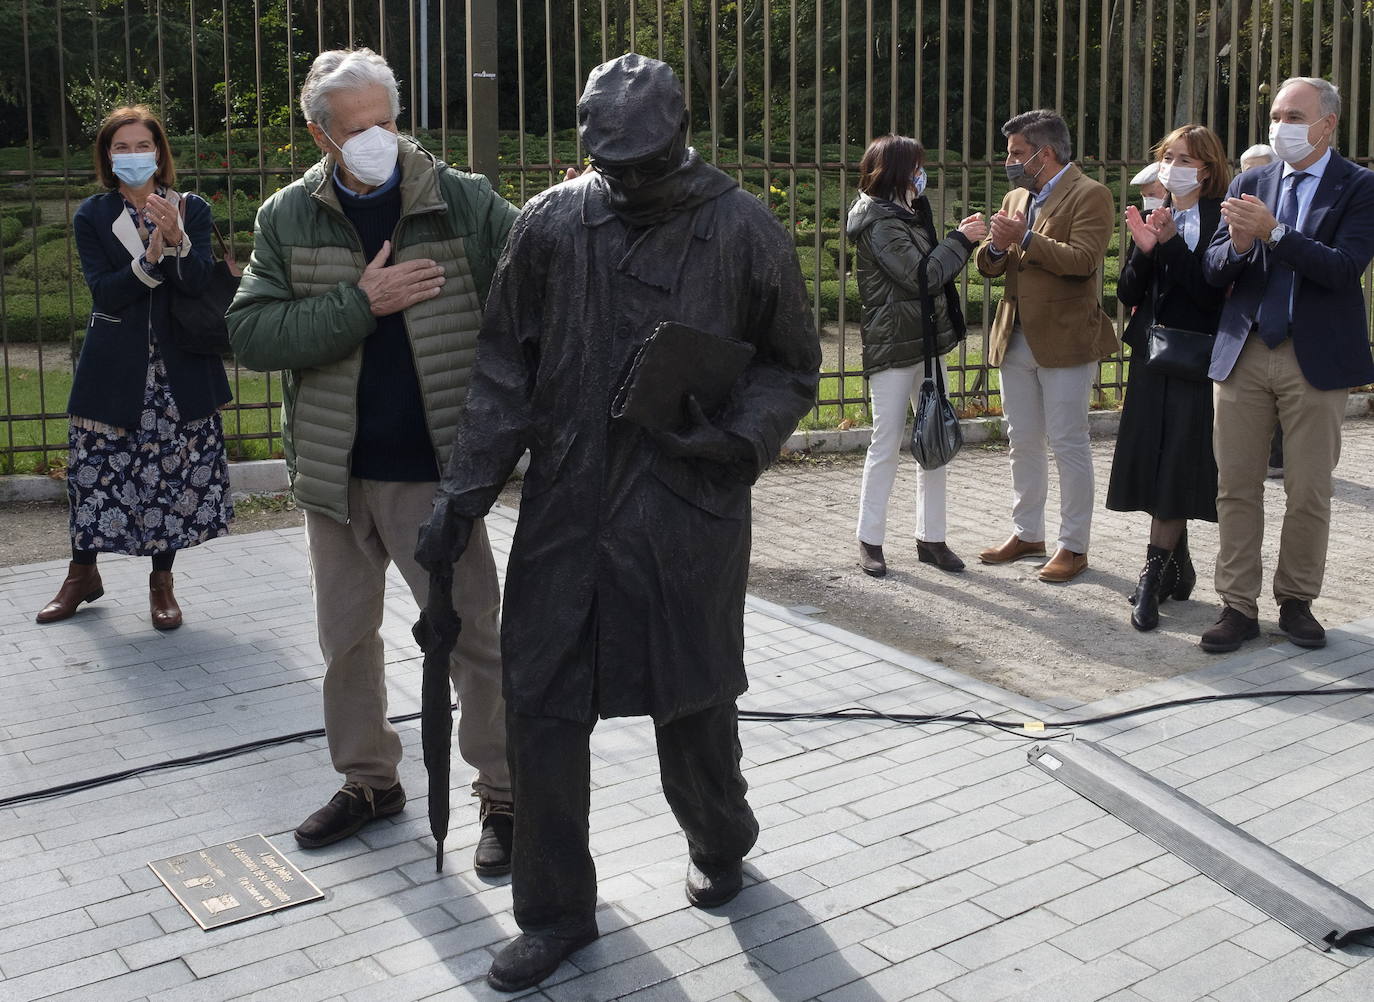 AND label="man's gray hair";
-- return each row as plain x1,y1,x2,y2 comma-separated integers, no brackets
1279,76,1341,120
300,48,401,130
1002,109,1073,164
